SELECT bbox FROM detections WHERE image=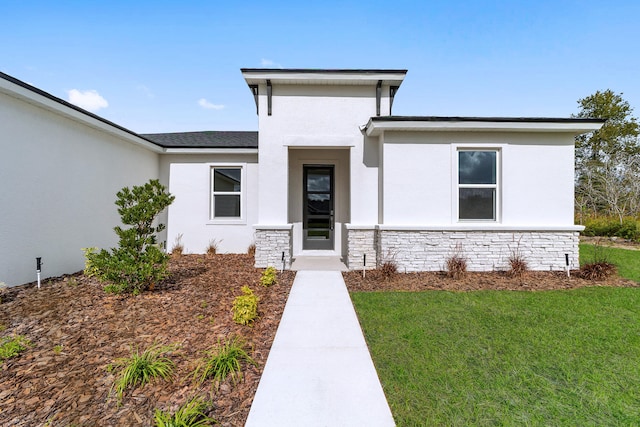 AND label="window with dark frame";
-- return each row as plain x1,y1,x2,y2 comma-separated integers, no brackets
211,167,242,219
458,150,498,221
